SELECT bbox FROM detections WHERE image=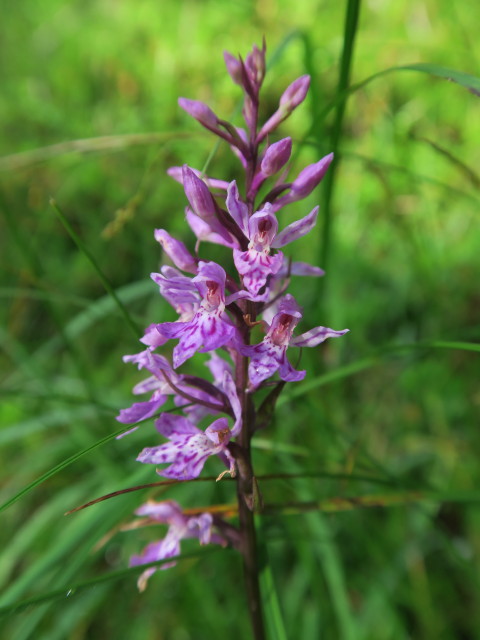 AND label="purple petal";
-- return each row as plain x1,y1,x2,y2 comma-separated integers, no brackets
189,513,215,545
154,229,197,274
291,326,349,348
272,154,333,211
278,351,306,382
205,352,233,384
135,499,183,522
140,324,170,348
167,166,229,191
222,371,242,436
271,206,319,248
116,398,166,424
247,205,278,249
233,248,283,295
277,260,325,278
182,165,217,220
277,294,303,319
193,261,226,294
242,341,283,386
155,413,200,437
186,209,238,249
226,181,249,235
